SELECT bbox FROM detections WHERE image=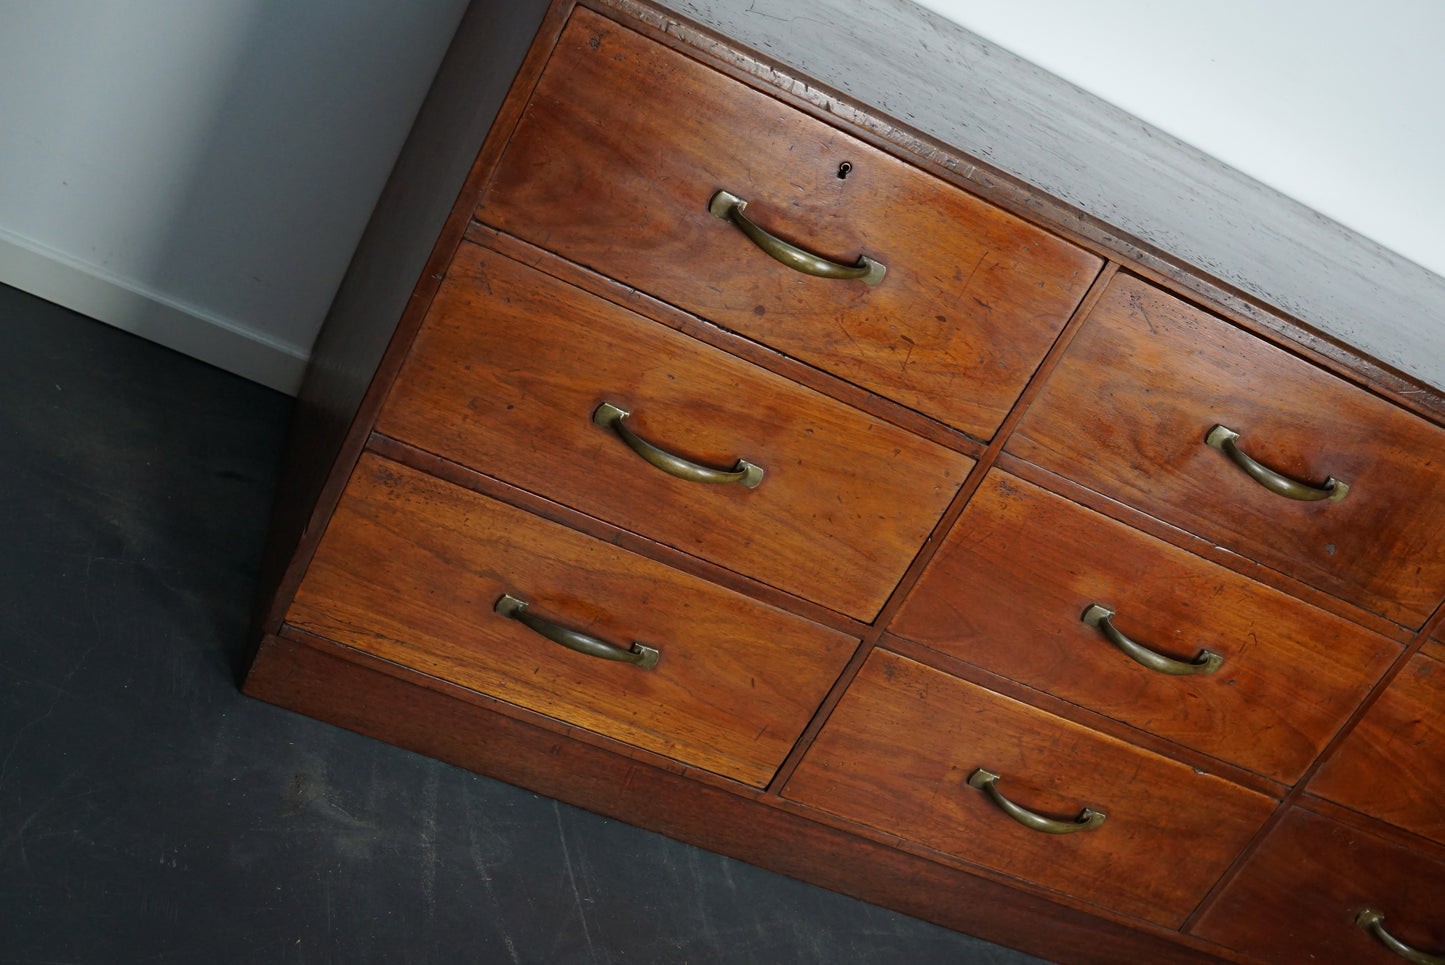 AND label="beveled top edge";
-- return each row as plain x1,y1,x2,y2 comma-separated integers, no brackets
596,0,1445,414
